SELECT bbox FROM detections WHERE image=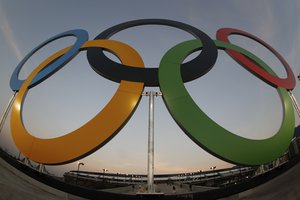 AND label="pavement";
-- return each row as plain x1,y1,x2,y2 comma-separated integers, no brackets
100,183,215,195
0,156,86,200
